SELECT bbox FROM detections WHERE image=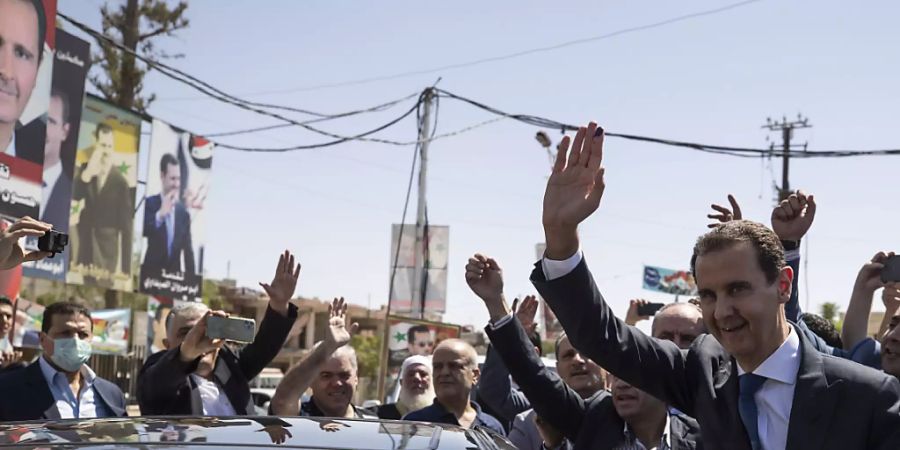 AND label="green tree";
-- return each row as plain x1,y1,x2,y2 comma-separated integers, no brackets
351,334,383,380
820,302,840,325
90,0,189,112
